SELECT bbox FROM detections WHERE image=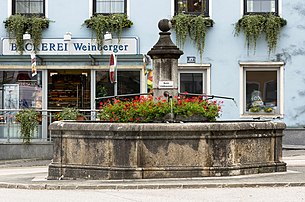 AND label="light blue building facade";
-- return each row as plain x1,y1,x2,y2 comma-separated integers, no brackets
0,0,304,142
